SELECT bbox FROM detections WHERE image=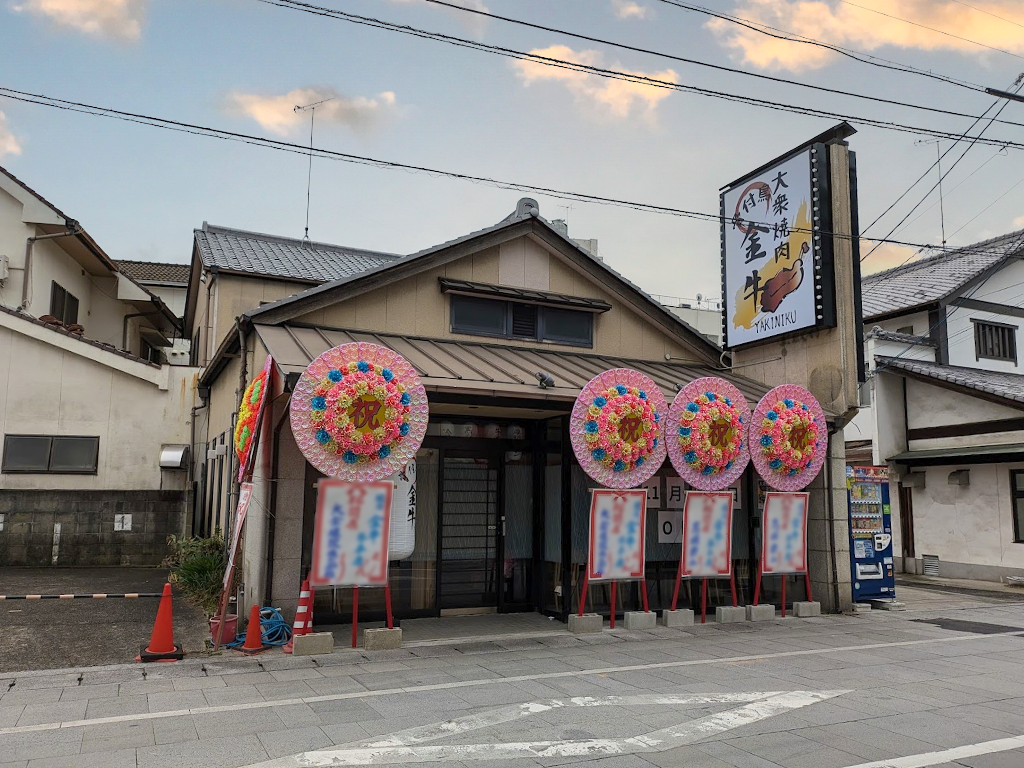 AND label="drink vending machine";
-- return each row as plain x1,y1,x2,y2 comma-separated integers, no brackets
847,466,896,602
